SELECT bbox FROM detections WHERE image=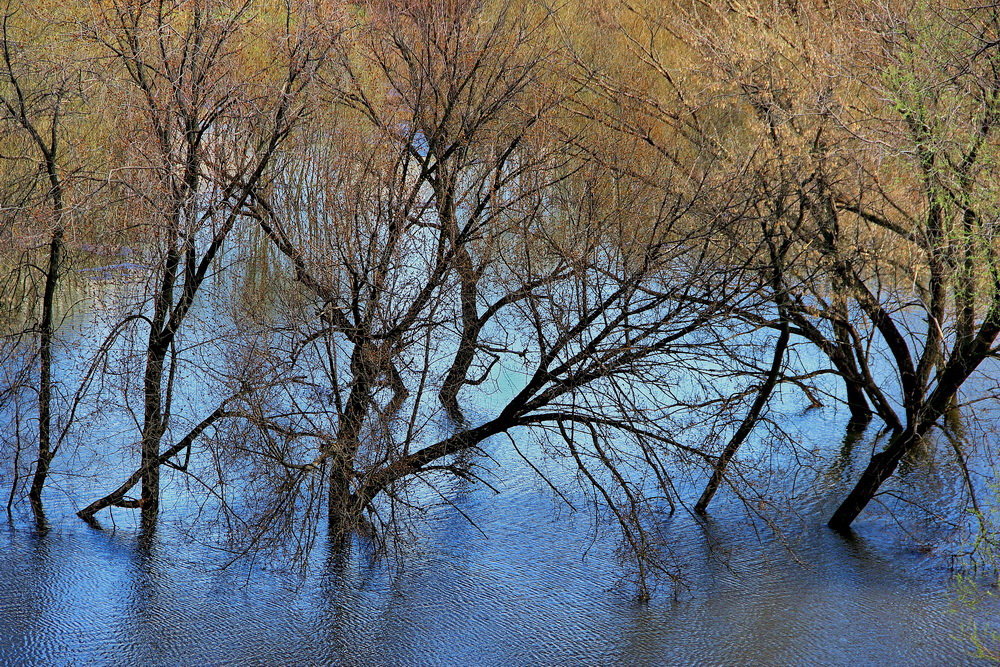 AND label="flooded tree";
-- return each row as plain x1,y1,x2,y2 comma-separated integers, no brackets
616,0,1000,529
705,0,1000,530
1,0,999,609
75,0,331,527
197,0,770,594
820,3,1000,529
0,3,90,520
